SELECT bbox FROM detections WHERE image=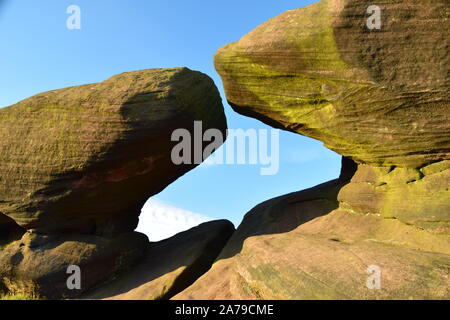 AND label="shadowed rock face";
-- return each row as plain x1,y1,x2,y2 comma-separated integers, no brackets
0,213,25,246
0,67,227,235
0,67,227,298
1,1,448,301
339,161,450,234
84,220,235,300
174,0,450,300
